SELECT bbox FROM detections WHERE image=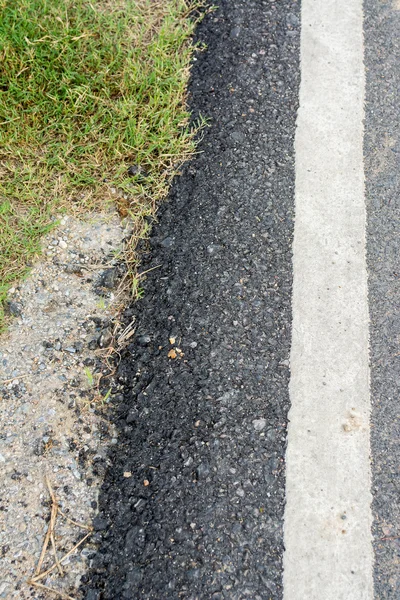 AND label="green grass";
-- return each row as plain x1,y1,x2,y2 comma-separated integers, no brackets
0,0,206,329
